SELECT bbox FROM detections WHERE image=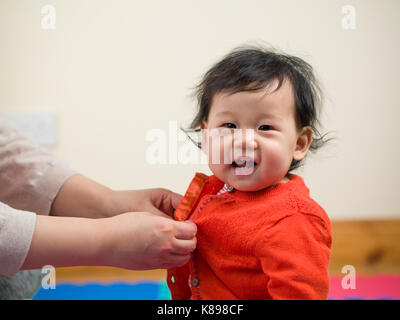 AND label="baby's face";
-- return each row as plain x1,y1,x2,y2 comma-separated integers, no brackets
201,78,311,191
